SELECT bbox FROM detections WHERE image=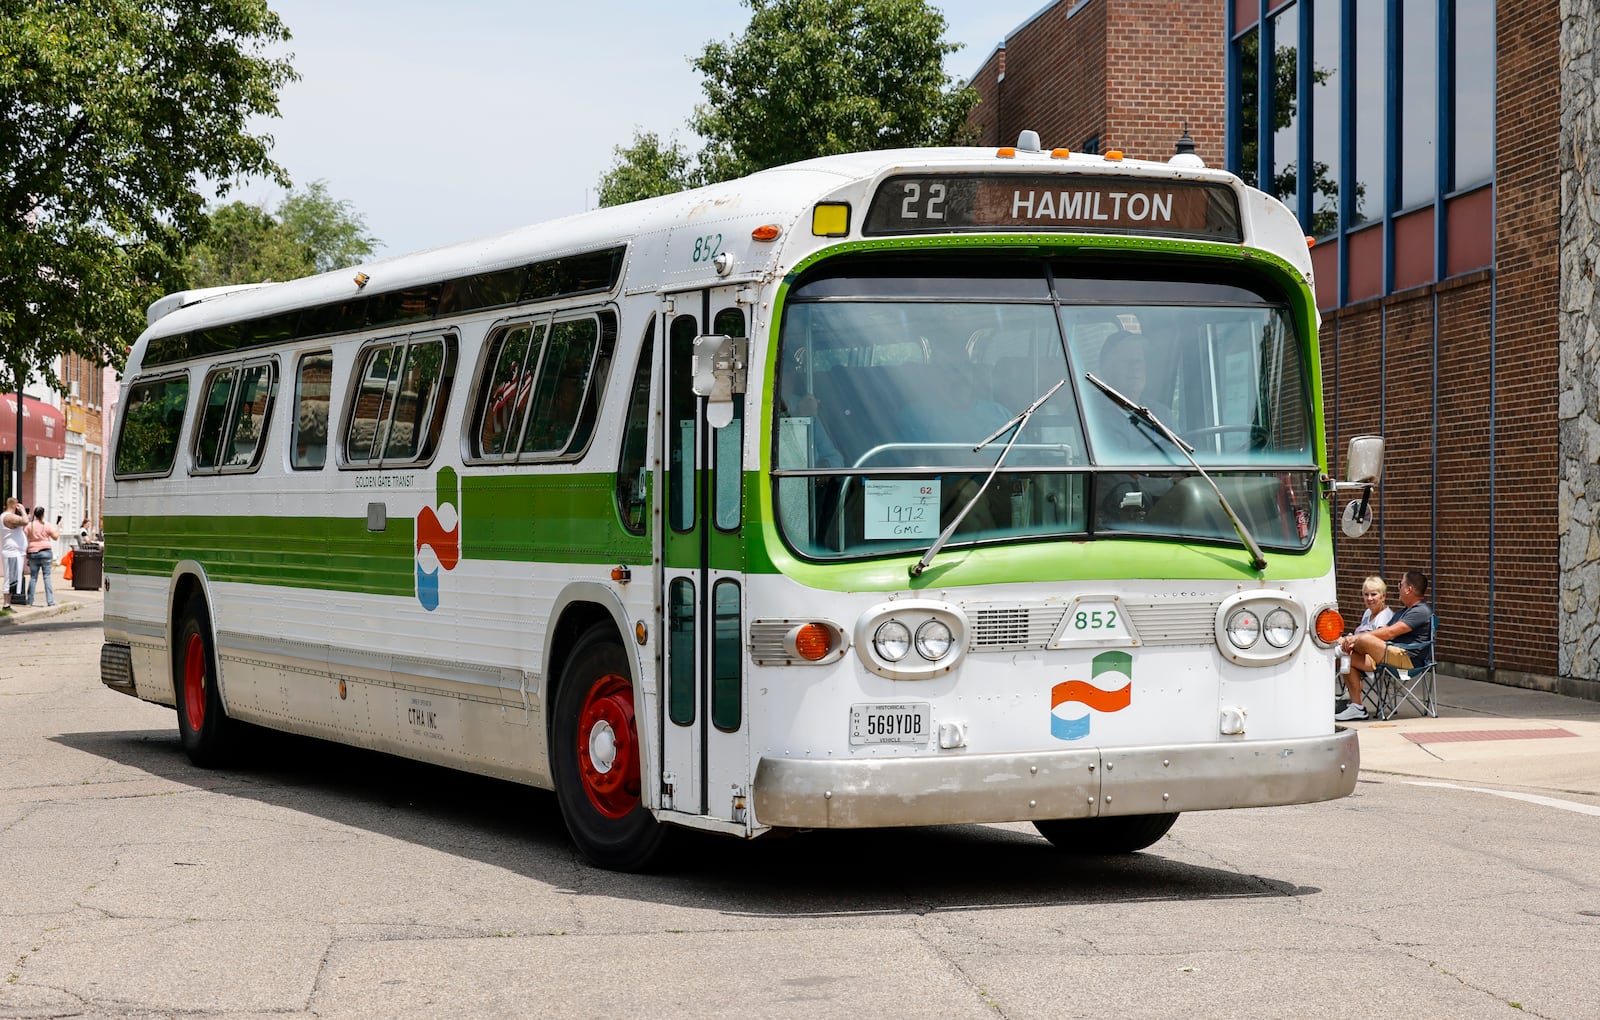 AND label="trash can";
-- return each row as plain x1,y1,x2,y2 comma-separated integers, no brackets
71,544,103,591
